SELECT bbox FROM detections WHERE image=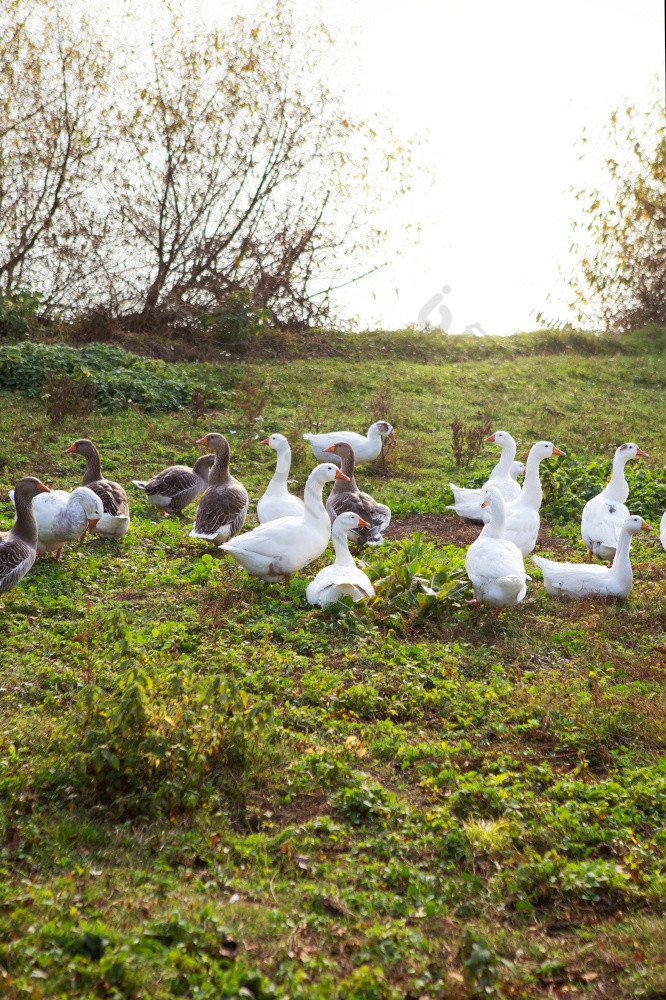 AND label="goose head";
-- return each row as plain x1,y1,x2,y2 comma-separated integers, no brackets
623,514,652,536
69,487,104,530
192,454,215,478
510,461,525,480
369,420,396,443
64,438,97,458
309,463,350,485
617,442,649,462
13,477,51,502
260,433,290,453
485,430,515,451
480,485,505,517
332,510,370,539
527,441,566,462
